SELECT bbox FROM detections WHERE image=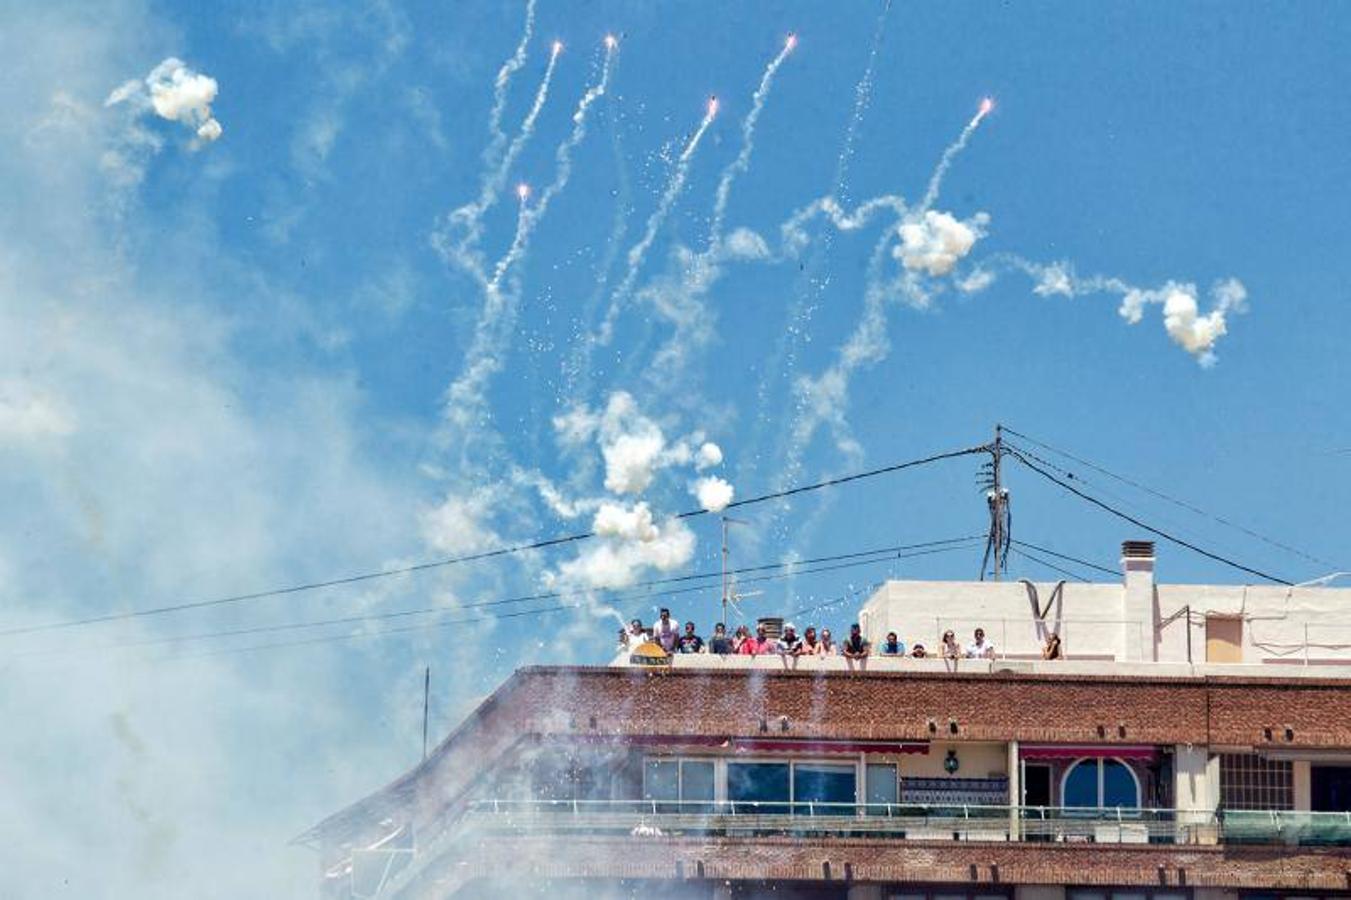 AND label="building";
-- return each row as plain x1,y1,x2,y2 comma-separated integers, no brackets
301,542,1351,899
